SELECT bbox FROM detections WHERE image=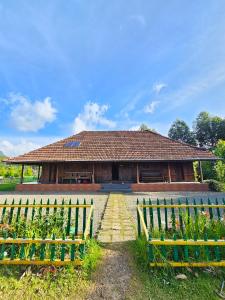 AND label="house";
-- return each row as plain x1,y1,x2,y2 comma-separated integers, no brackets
6,130,217,192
